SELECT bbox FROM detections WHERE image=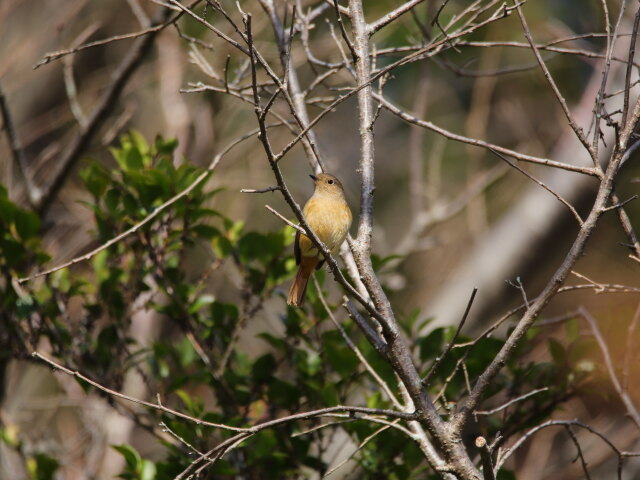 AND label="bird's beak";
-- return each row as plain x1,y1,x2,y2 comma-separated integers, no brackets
309,174,318,181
